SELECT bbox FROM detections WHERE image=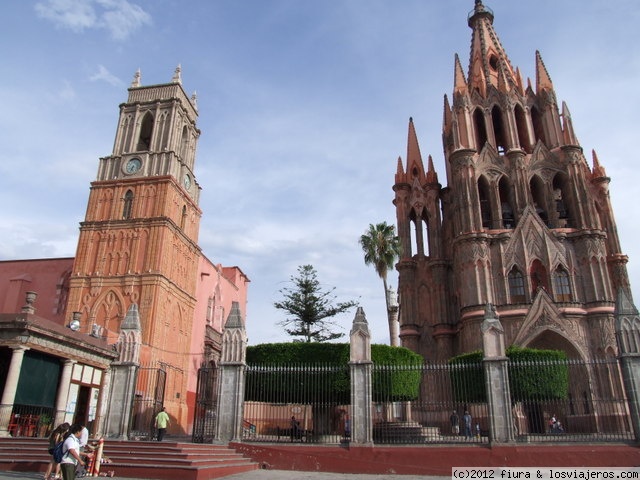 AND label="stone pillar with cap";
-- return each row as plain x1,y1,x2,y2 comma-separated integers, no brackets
214,302,247,443
481,303,514,443
615,288,640,441
349,306,373,444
